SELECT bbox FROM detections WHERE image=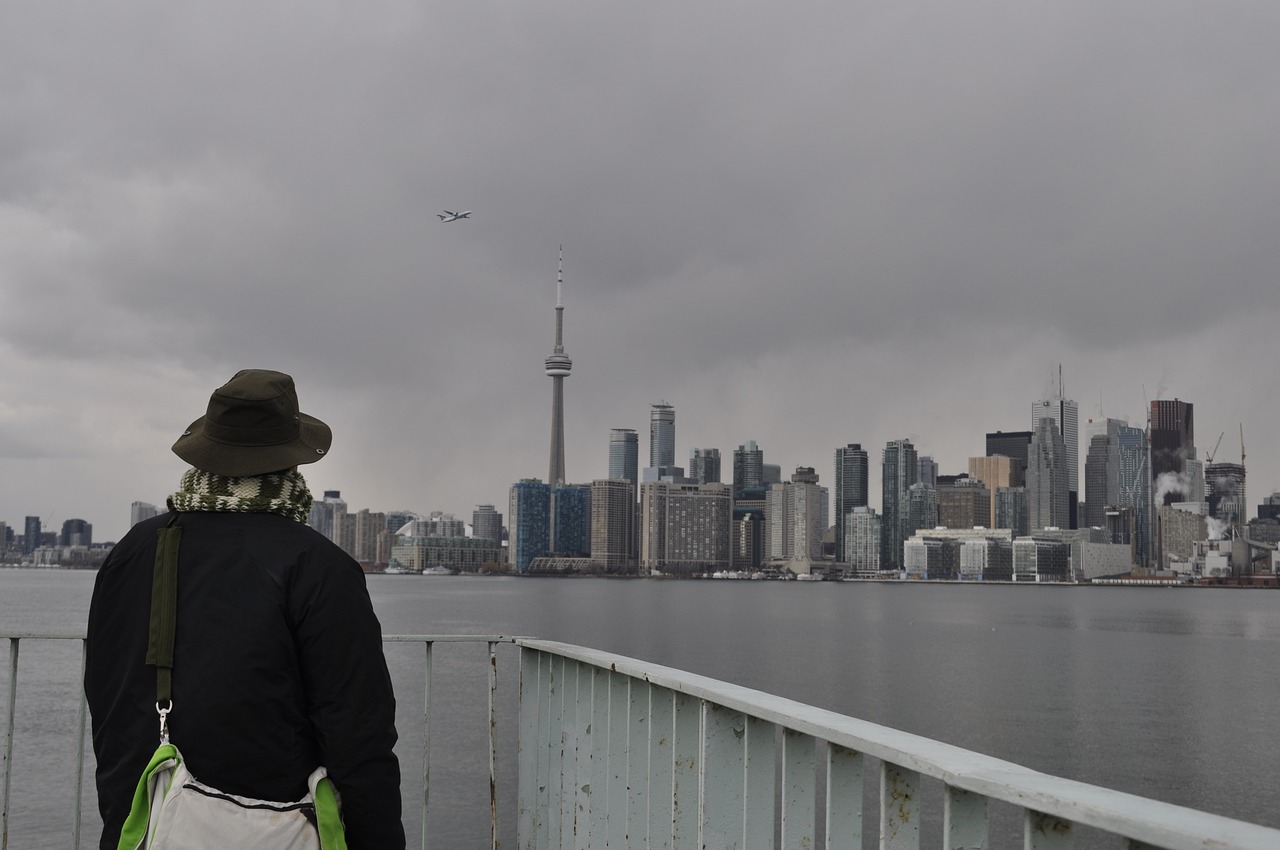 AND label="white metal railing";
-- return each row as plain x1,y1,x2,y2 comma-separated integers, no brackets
5,633,1280,850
